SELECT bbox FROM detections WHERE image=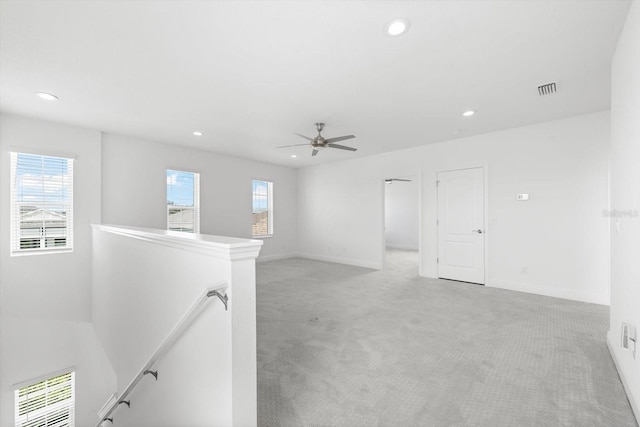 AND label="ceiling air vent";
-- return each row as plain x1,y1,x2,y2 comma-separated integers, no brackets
538,82,557,96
